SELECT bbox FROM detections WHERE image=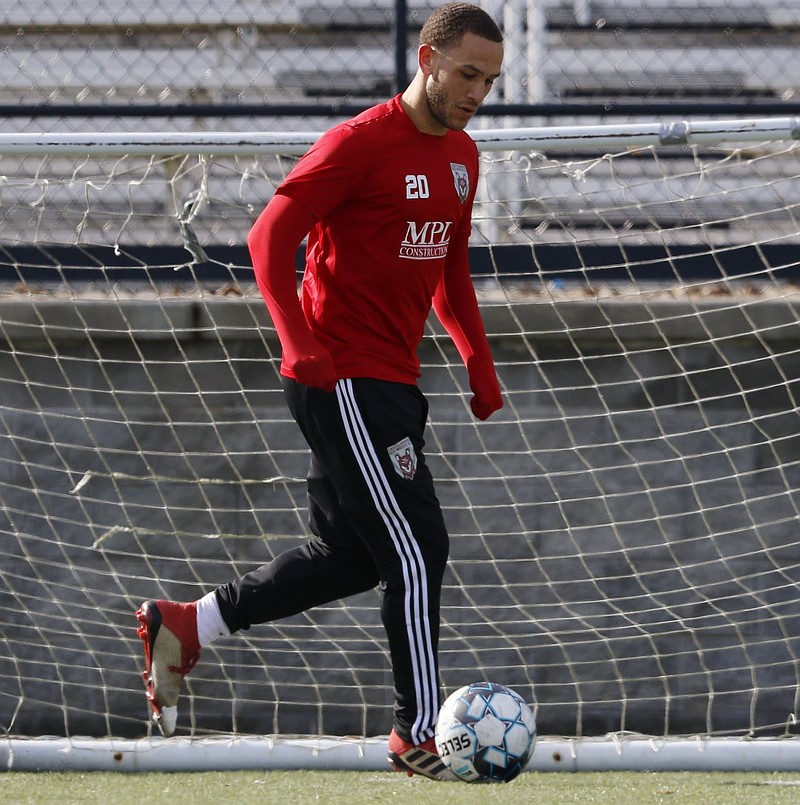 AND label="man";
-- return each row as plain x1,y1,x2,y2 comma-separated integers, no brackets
135,2,504,781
